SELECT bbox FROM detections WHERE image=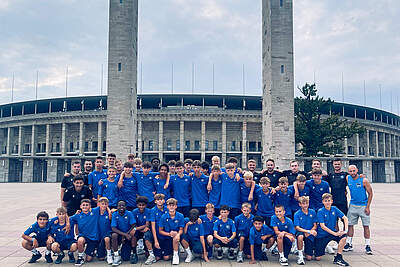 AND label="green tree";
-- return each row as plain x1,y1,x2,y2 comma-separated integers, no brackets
295,83,364,156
